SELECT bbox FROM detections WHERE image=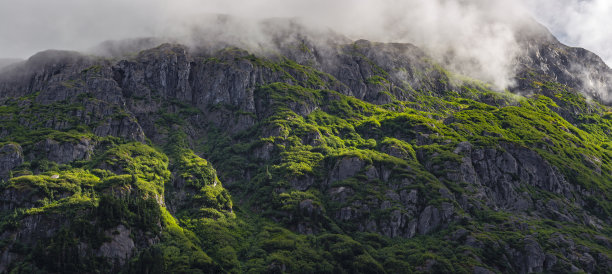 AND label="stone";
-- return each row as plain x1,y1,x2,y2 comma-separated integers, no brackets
520,238,545,273
0,143,23,180
473,266,495,274
418,205,441,235
331,157,365,182
97,225,135,266
33,138,94,164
